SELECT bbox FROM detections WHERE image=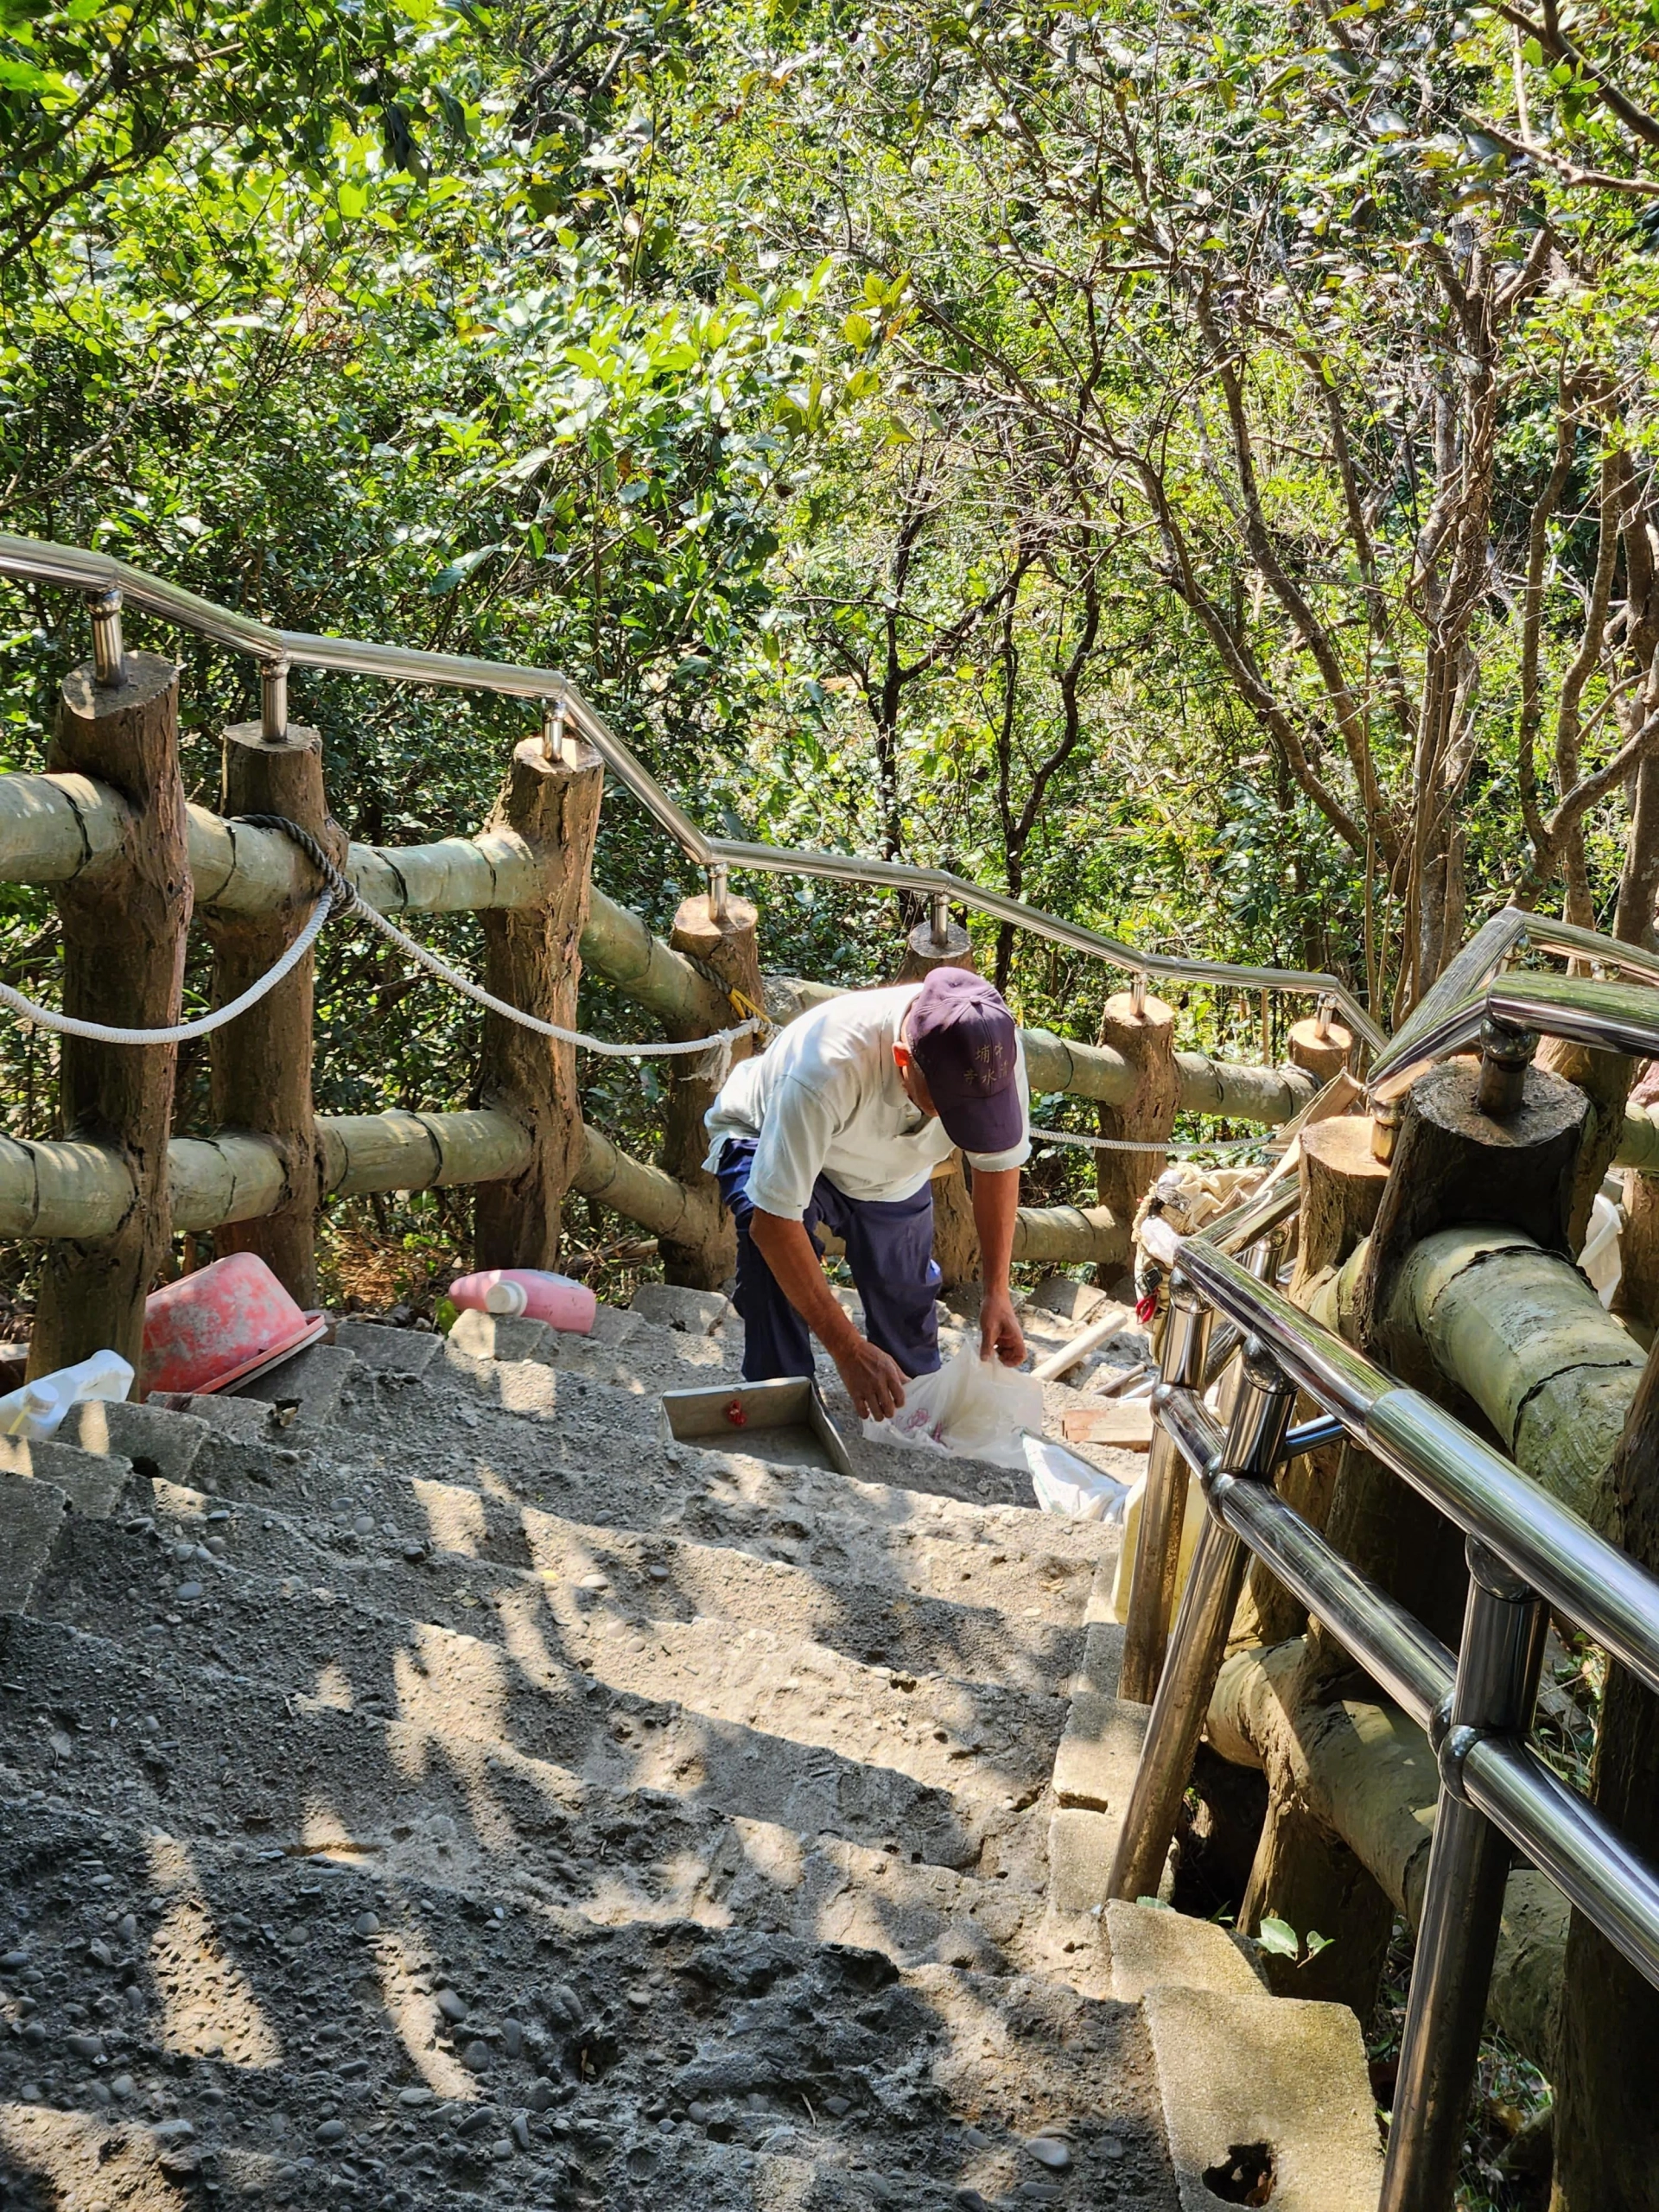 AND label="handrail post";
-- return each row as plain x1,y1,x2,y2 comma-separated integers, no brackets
1120,1280,1211,1701
1380,1537,1545,2211
260,657,289,743
1108,1342,1295,1902
29,630,188,1381
207,715,345,1305
88,589,125,689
